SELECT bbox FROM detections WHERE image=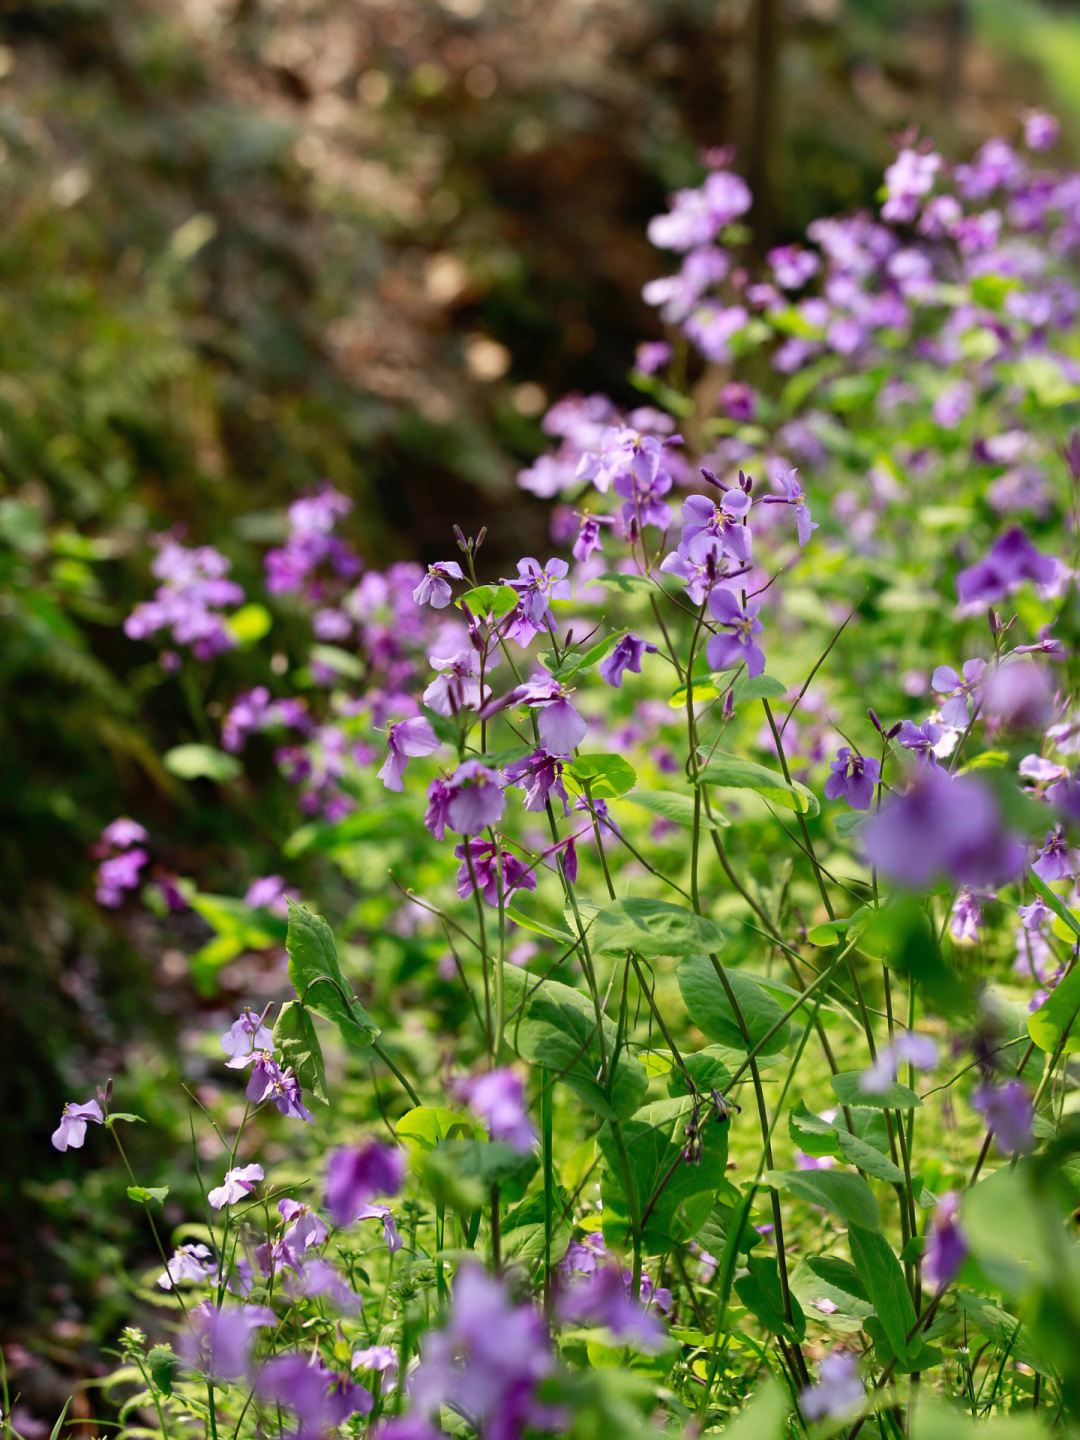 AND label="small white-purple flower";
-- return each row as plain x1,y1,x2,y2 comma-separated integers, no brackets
859,1031,937,1094
51,1099,104,1152
208,1163,265,1209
